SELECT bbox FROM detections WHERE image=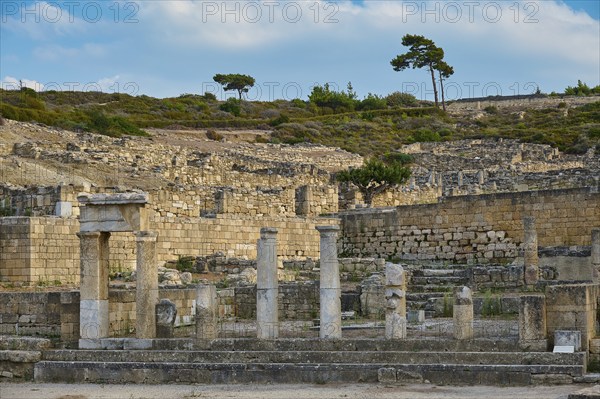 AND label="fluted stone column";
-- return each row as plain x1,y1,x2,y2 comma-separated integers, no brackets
78,232,110,346
196,285,218,339
257,228,279,339
523,216,539,286
316,225,341,339
592,229,600,283
135,231,159,339
385,263,407,339
453,286,474,340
